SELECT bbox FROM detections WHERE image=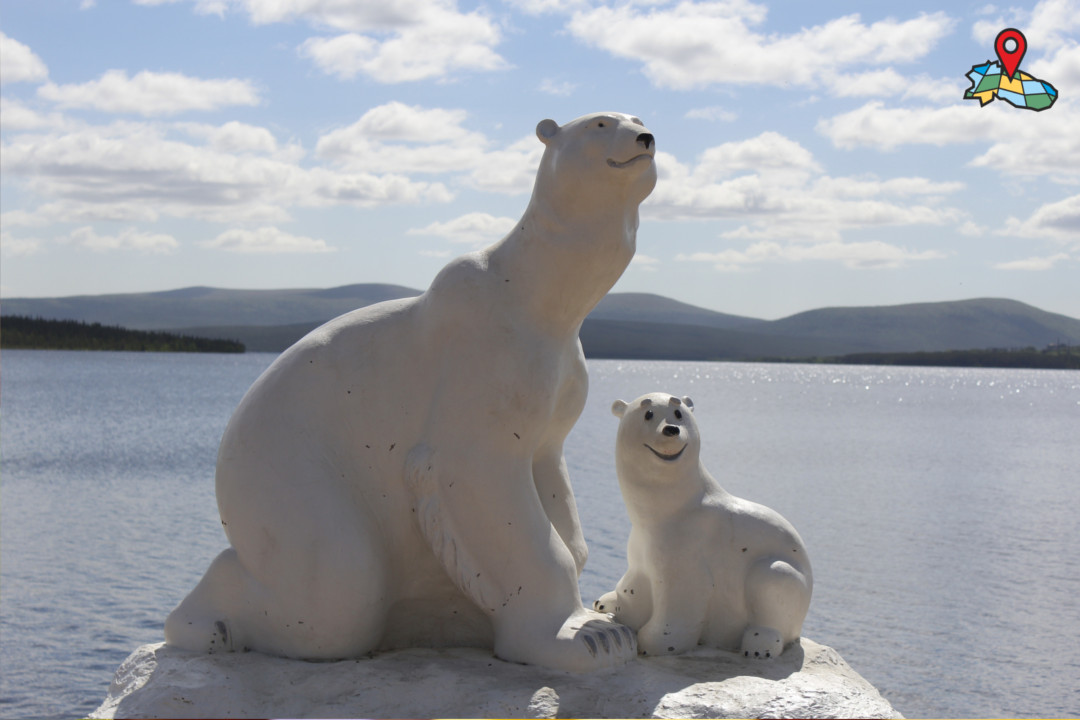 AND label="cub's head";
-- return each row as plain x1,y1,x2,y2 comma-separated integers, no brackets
612,393,699,471
531,112,657,215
